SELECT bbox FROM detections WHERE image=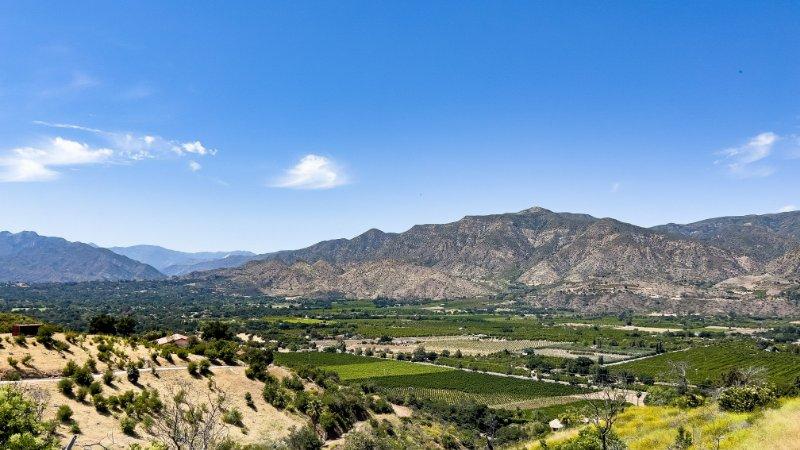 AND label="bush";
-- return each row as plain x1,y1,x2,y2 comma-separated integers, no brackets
62,360,78,377
222,407,244,427
127,364,140,384
718,385,775,412
283,425,322,450
93,394,109,413
103,369,115,385
89,381,103,396
72,366,94,387
57,378,75,397
120,415,137,435
282,375,305,392
187,361,198,375
198,358,211,375
56,404,73,423
76,387,89,402
0,386,57,447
